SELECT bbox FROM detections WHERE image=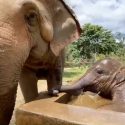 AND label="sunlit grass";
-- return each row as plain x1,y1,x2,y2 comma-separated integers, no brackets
63,66,89,83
